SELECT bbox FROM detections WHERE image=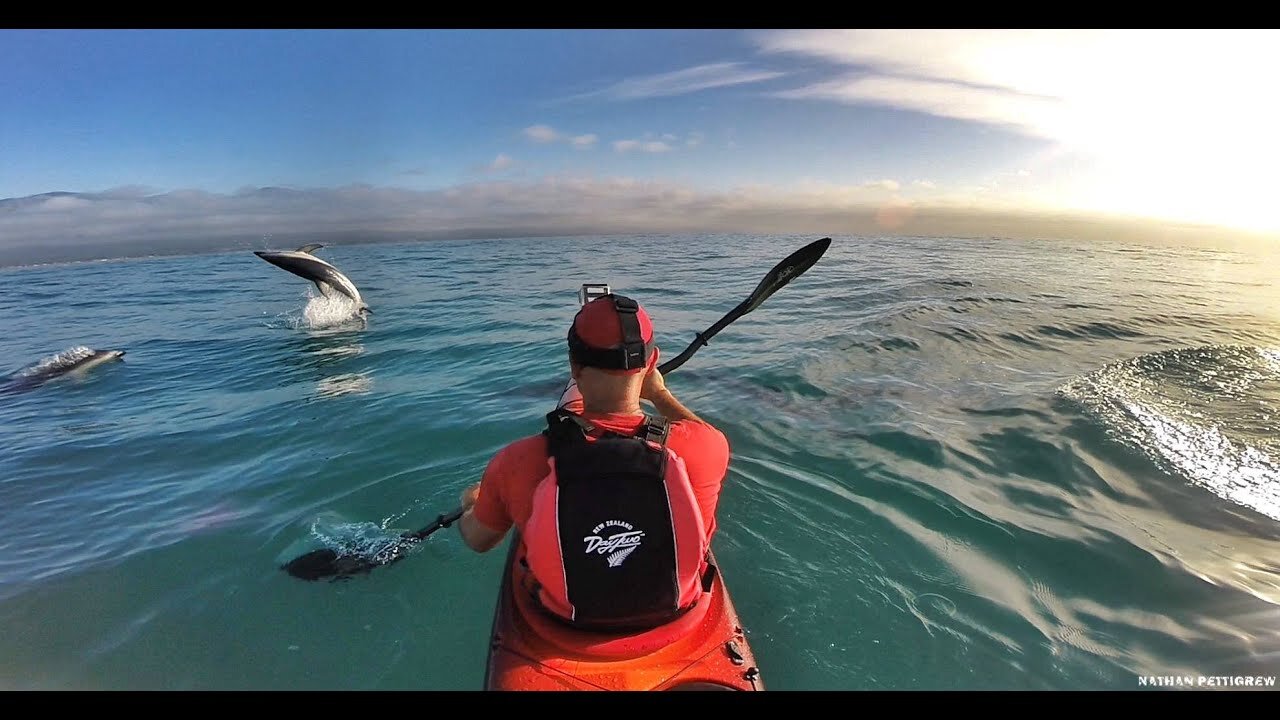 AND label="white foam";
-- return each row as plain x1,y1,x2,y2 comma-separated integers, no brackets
301,294,363,330
1058,344,1280,521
